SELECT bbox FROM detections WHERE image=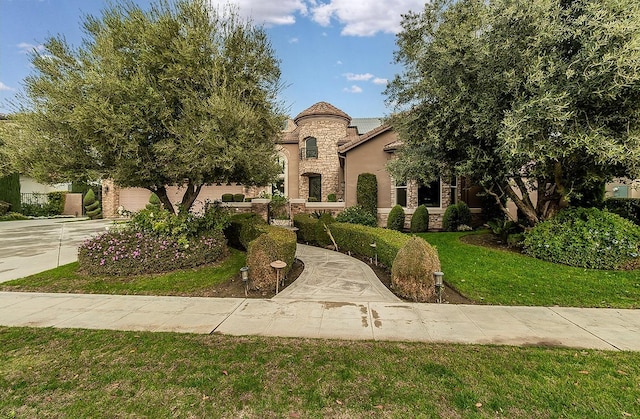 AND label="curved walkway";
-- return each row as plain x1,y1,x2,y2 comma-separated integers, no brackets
274,244,400,302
